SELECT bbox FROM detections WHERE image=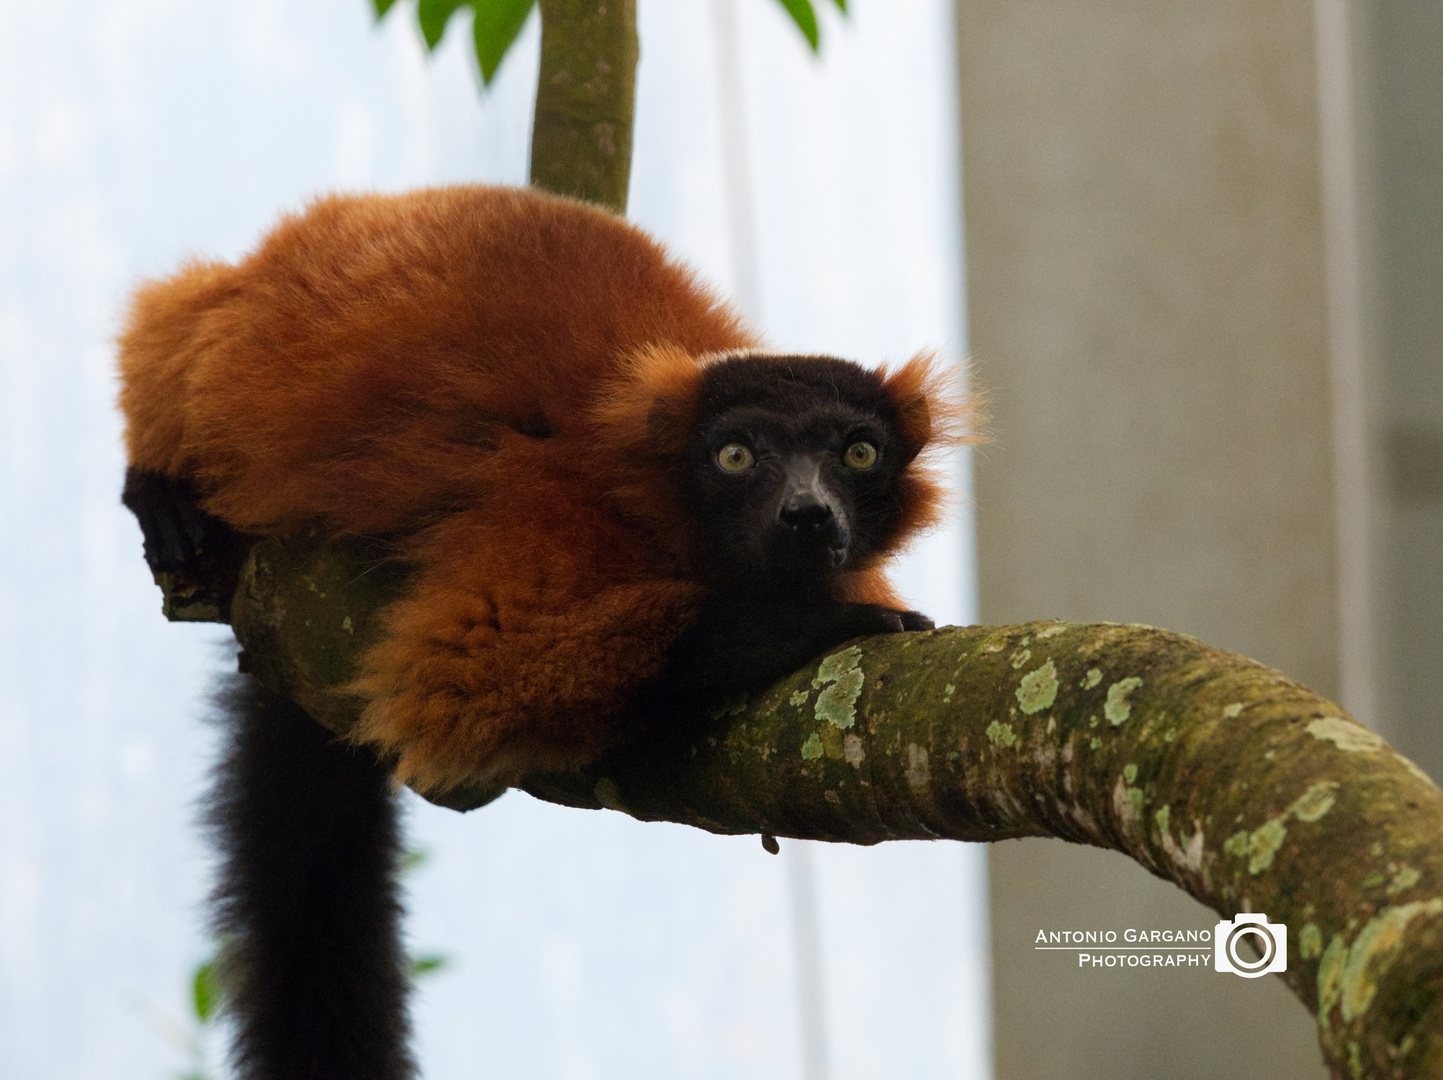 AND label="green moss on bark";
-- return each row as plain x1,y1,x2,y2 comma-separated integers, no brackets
213,535,1443,1078
529,0,637,213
